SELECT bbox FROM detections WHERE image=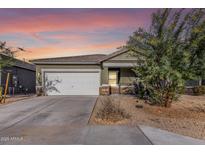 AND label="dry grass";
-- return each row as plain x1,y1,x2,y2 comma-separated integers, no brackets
89,95,205,140
94,97,131,124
